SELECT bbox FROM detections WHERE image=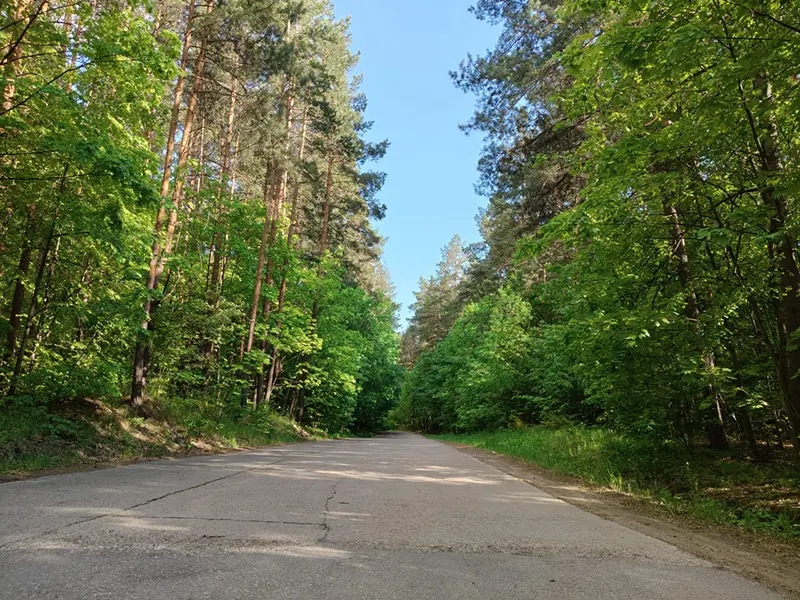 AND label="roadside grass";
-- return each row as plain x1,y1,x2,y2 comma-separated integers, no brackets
433,427,800,539
0,396,313,477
